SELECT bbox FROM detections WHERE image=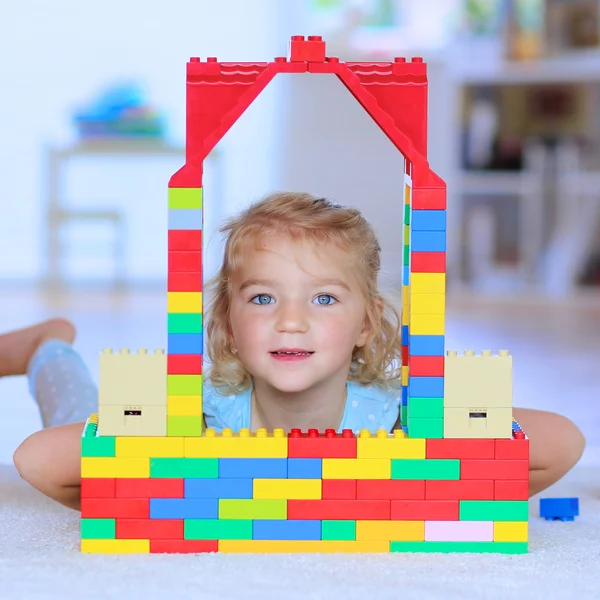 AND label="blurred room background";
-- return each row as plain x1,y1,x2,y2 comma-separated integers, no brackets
0,0,598,464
